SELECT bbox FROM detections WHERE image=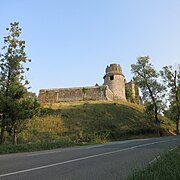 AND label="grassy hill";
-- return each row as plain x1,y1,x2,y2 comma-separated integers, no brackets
19,101,176,144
